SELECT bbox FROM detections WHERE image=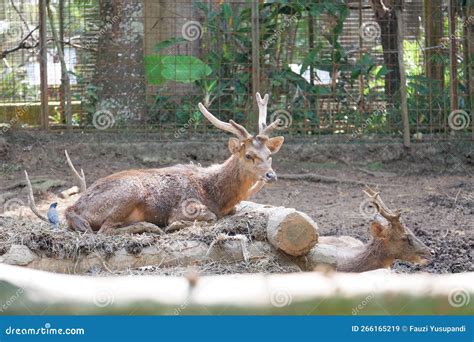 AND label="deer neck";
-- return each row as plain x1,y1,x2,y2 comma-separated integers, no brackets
337,240,393,272
205,155,257,216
